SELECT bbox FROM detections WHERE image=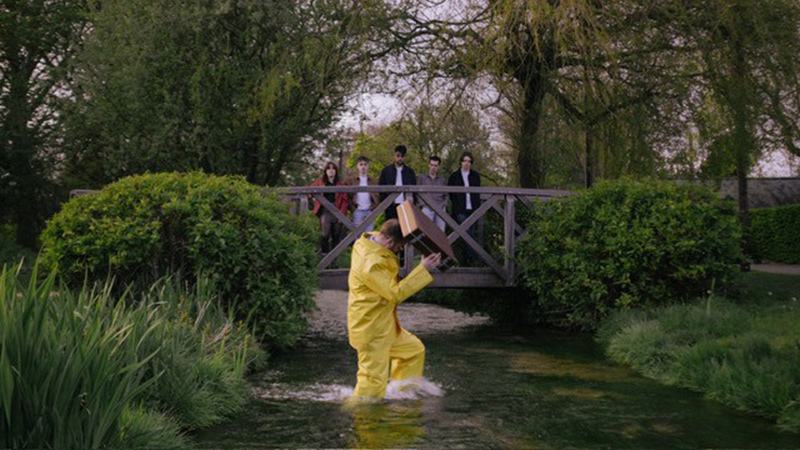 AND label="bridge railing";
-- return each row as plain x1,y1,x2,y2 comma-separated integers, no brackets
274,185,570,289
